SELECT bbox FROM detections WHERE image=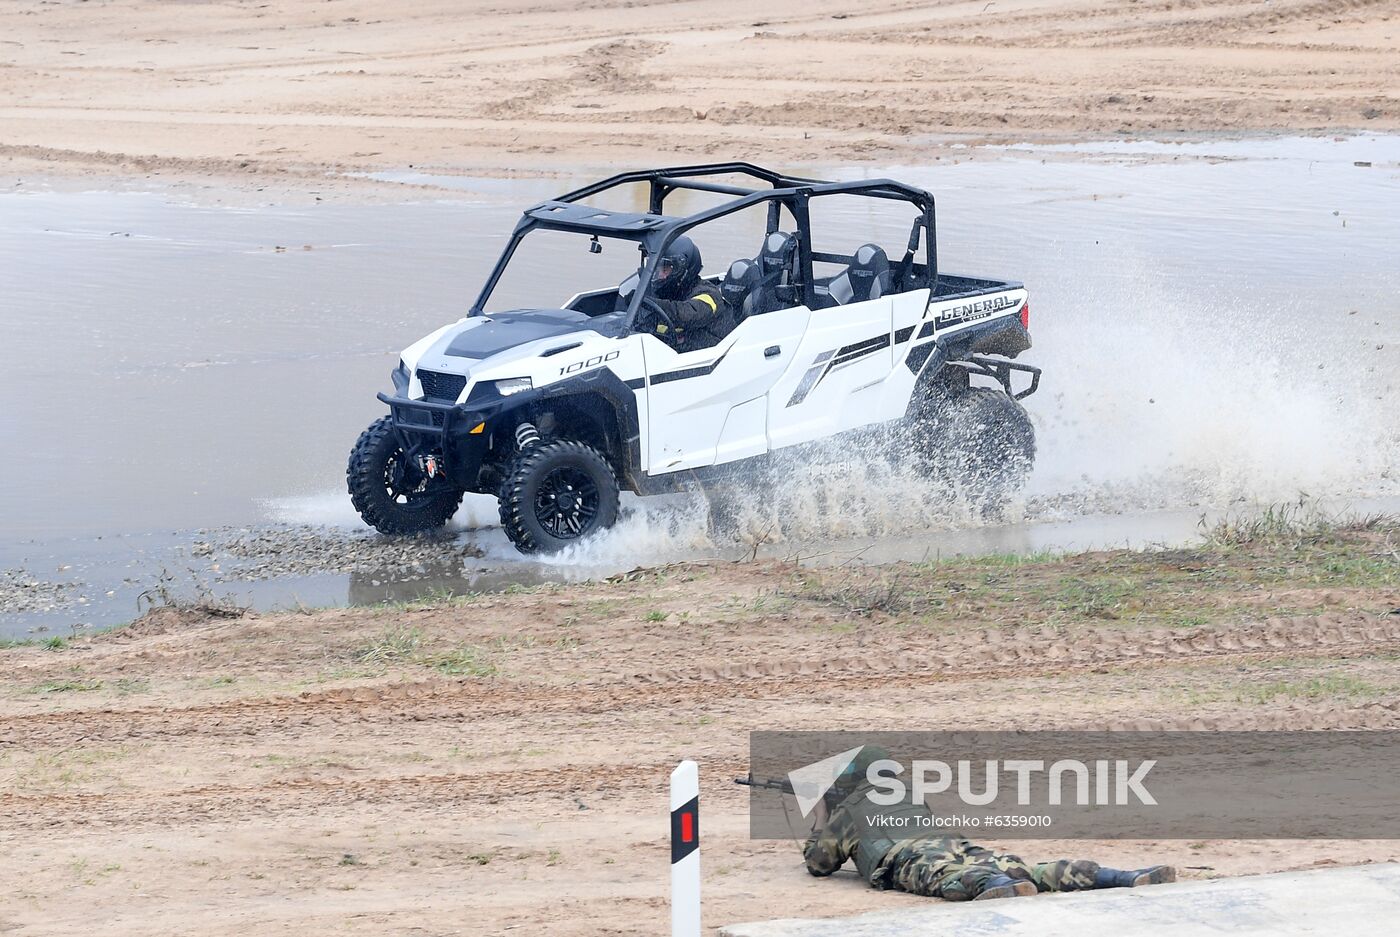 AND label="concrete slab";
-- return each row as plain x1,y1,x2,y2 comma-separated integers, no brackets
720,863,1400,937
